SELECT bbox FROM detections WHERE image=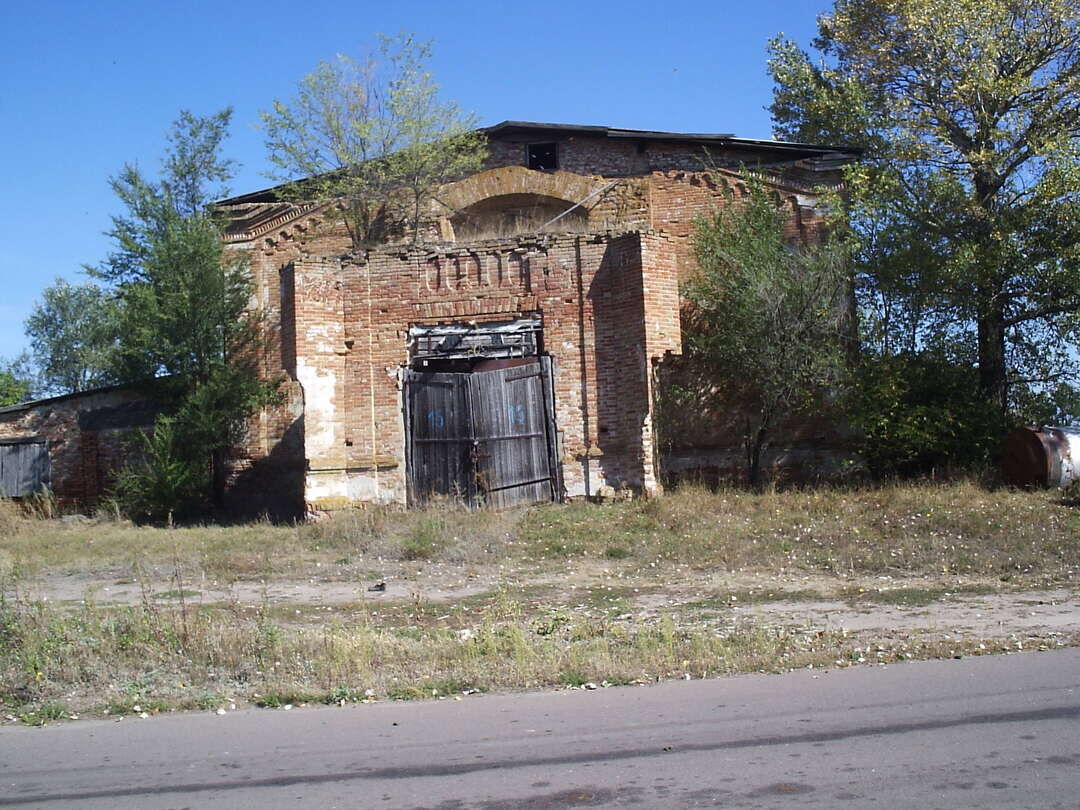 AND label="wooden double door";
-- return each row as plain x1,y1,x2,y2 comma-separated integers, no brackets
404,358,560,508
